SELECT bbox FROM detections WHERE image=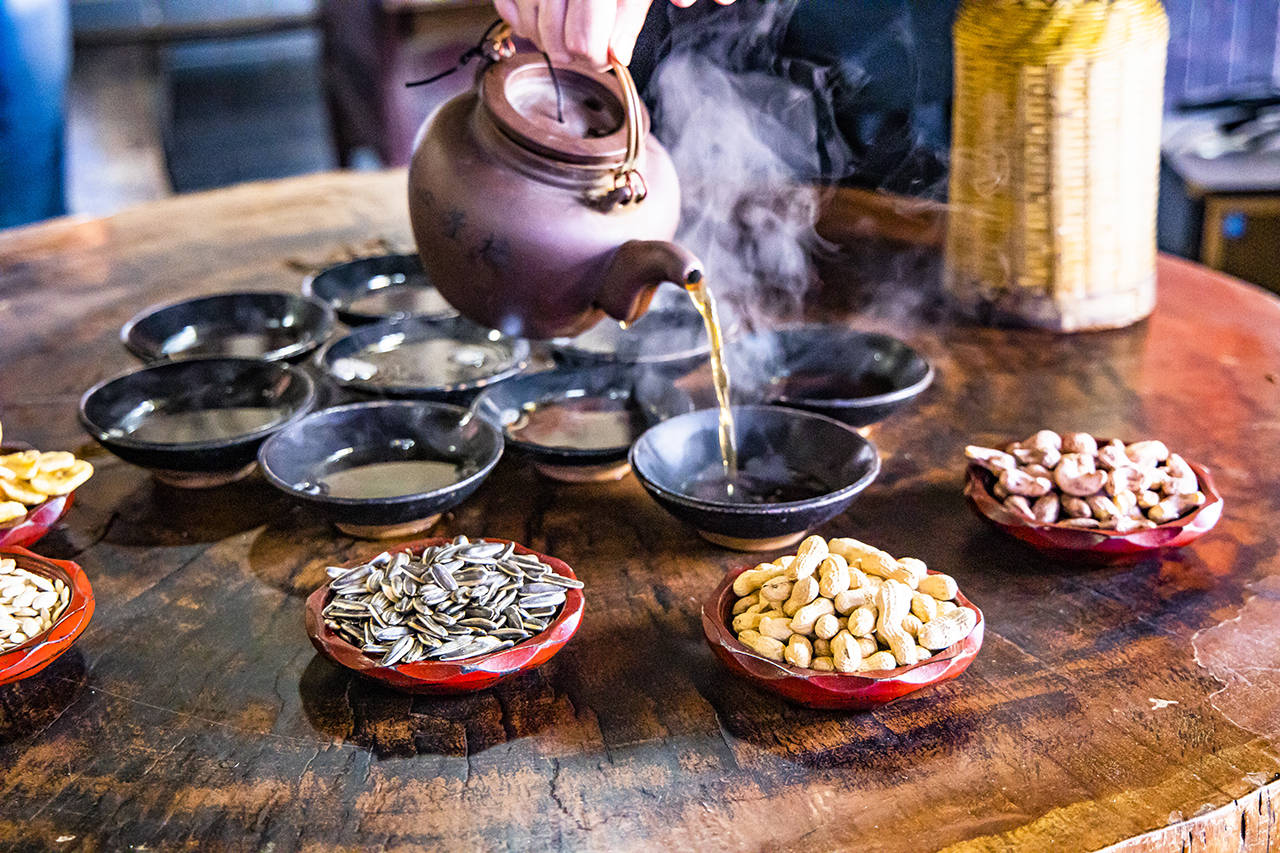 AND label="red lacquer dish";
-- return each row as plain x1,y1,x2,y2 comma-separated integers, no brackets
0,493,74,550
702,566,984,711
964,461,1223,564
0,548,95,686
305,537,584,694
